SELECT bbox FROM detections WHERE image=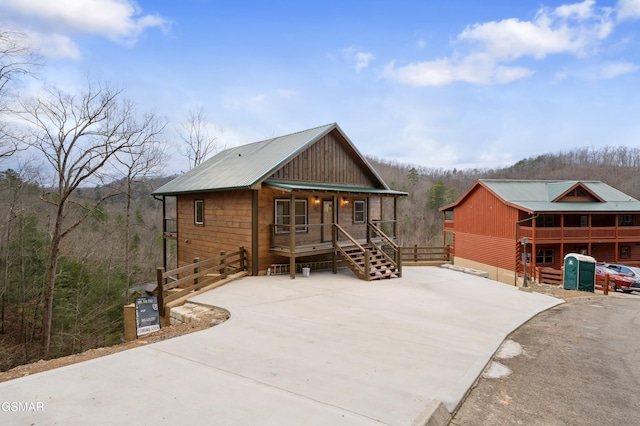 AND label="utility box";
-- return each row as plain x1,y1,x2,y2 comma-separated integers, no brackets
563,253,596,292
